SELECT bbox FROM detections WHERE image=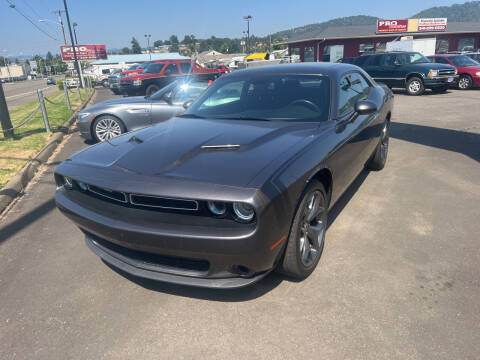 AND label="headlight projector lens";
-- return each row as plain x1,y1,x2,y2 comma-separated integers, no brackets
233,202,255,222
207,201,227,216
